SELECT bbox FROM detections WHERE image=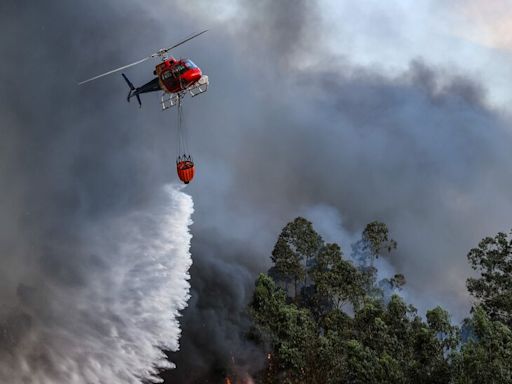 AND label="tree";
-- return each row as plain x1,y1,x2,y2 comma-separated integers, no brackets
467,230,512,325
250,274,318,384
380,274,407,291
310,244,365,315
453,306,512,383
351,221,398,300
310,243,366,314
251,218,467,384
270,217,323,297
364,221,397,253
